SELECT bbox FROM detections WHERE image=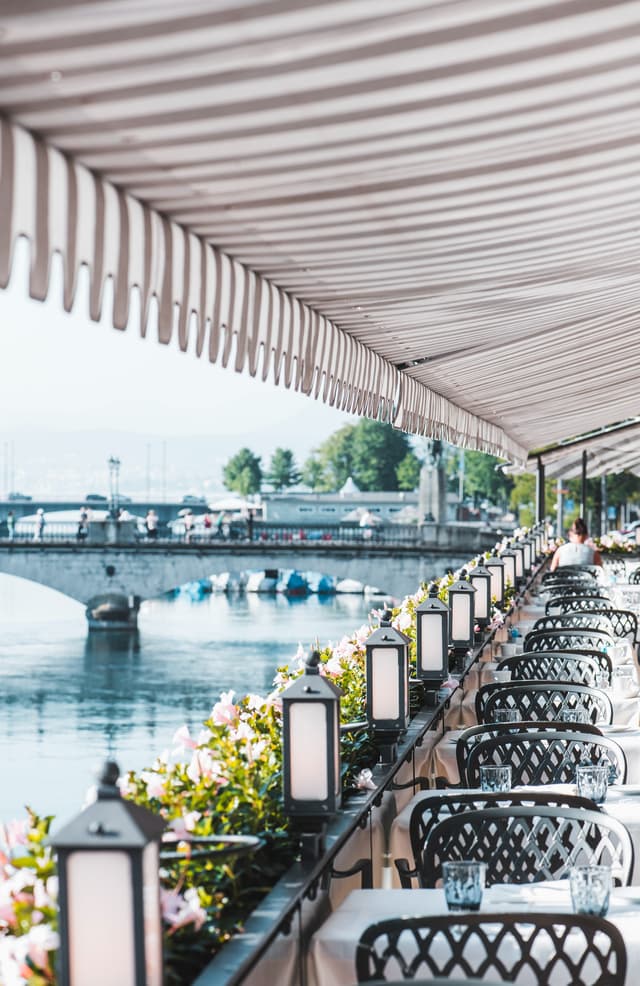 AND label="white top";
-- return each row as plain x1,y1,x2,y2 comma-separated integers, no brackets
555,541,595,566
